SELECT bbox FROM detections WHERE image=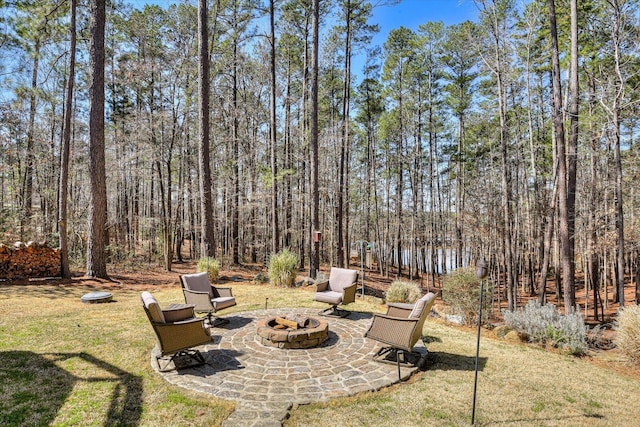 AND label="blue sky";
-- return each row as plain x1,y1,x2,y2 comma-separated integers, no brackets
131,0,478,37
371,0,477,36
128,0,478,79
354,0,478,77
